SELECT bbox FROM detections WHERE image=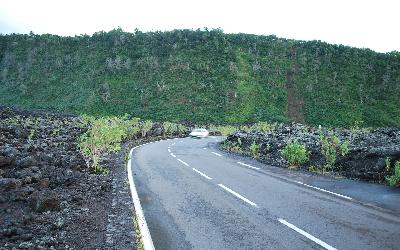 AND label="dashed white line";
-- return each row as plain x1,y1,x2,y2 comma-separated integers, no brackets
278,219,337,250
192,168,212,180
170,153,176,158
168,149,171,153
177,159,189,167
218,184,258,207
296,181,352,200
237,161,260,170
211,152,222,157
203,147,207,150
